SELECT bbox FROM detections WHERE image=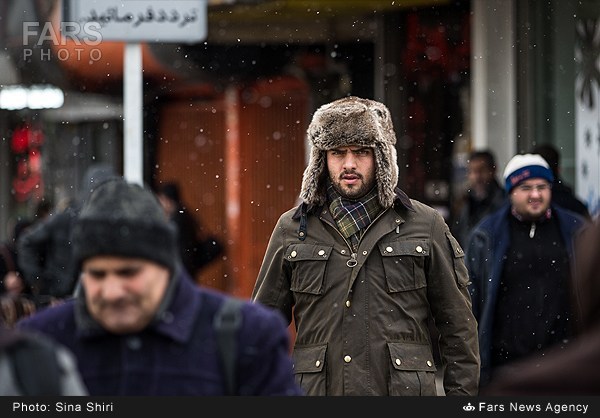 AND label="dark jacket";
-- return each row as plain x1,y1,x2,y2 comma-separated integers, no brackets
481,219,600,395
16,269,302,396
465,202,588,386
252,188,480,396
